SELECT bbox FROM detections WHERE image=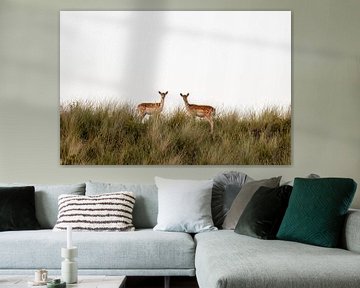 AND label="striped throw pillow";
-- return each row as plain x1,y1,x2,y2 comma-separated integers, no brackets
53,192,136,231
